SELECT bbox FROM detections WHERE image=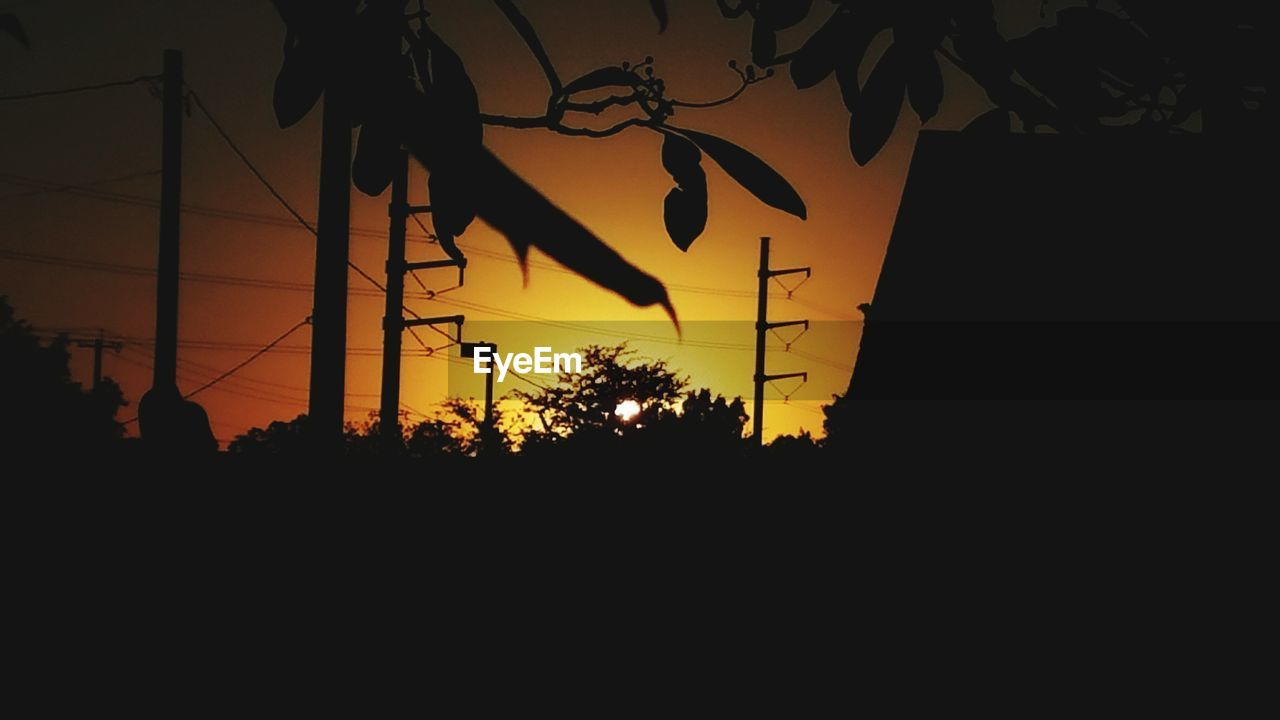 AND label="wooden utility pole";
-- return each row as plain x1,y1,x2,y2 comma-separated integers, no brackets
379,153,410,453
377,152,463,454
151,49,183,393
74,330,123,388
308,44,354,454
753,236,810,446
